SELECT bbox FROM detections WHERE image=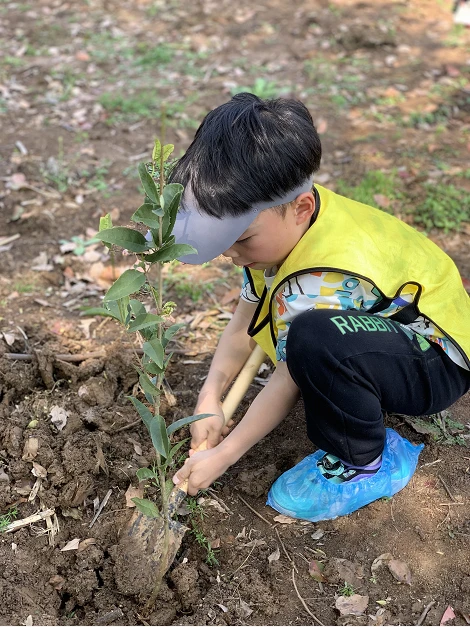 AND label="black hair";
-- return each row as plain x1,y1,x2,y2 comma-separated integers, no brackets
169,93,322,217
